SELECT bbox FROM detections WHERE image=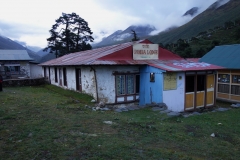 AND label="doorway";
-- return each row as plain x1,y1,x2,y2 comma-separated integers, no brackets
185,73,215,111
